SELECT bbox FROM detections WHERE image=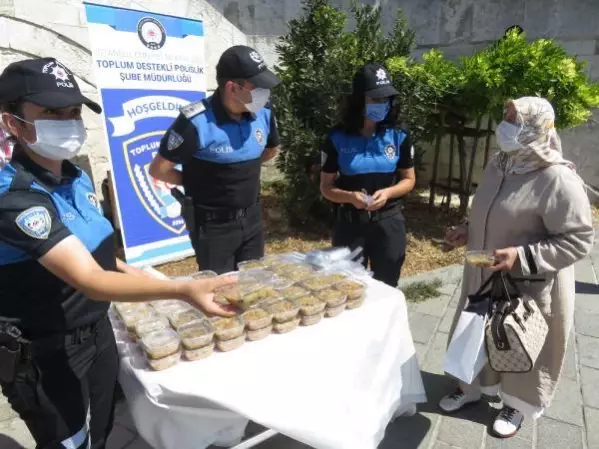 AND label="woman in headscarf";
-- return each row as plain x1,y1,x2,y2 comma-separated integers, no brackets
440,97,594,438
